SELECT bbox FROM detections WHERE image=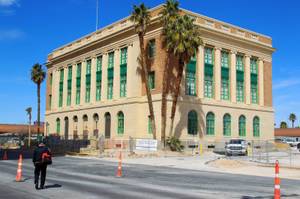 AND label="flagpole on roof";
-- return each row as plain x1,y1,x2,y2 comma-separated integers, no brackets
96,0,99,30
